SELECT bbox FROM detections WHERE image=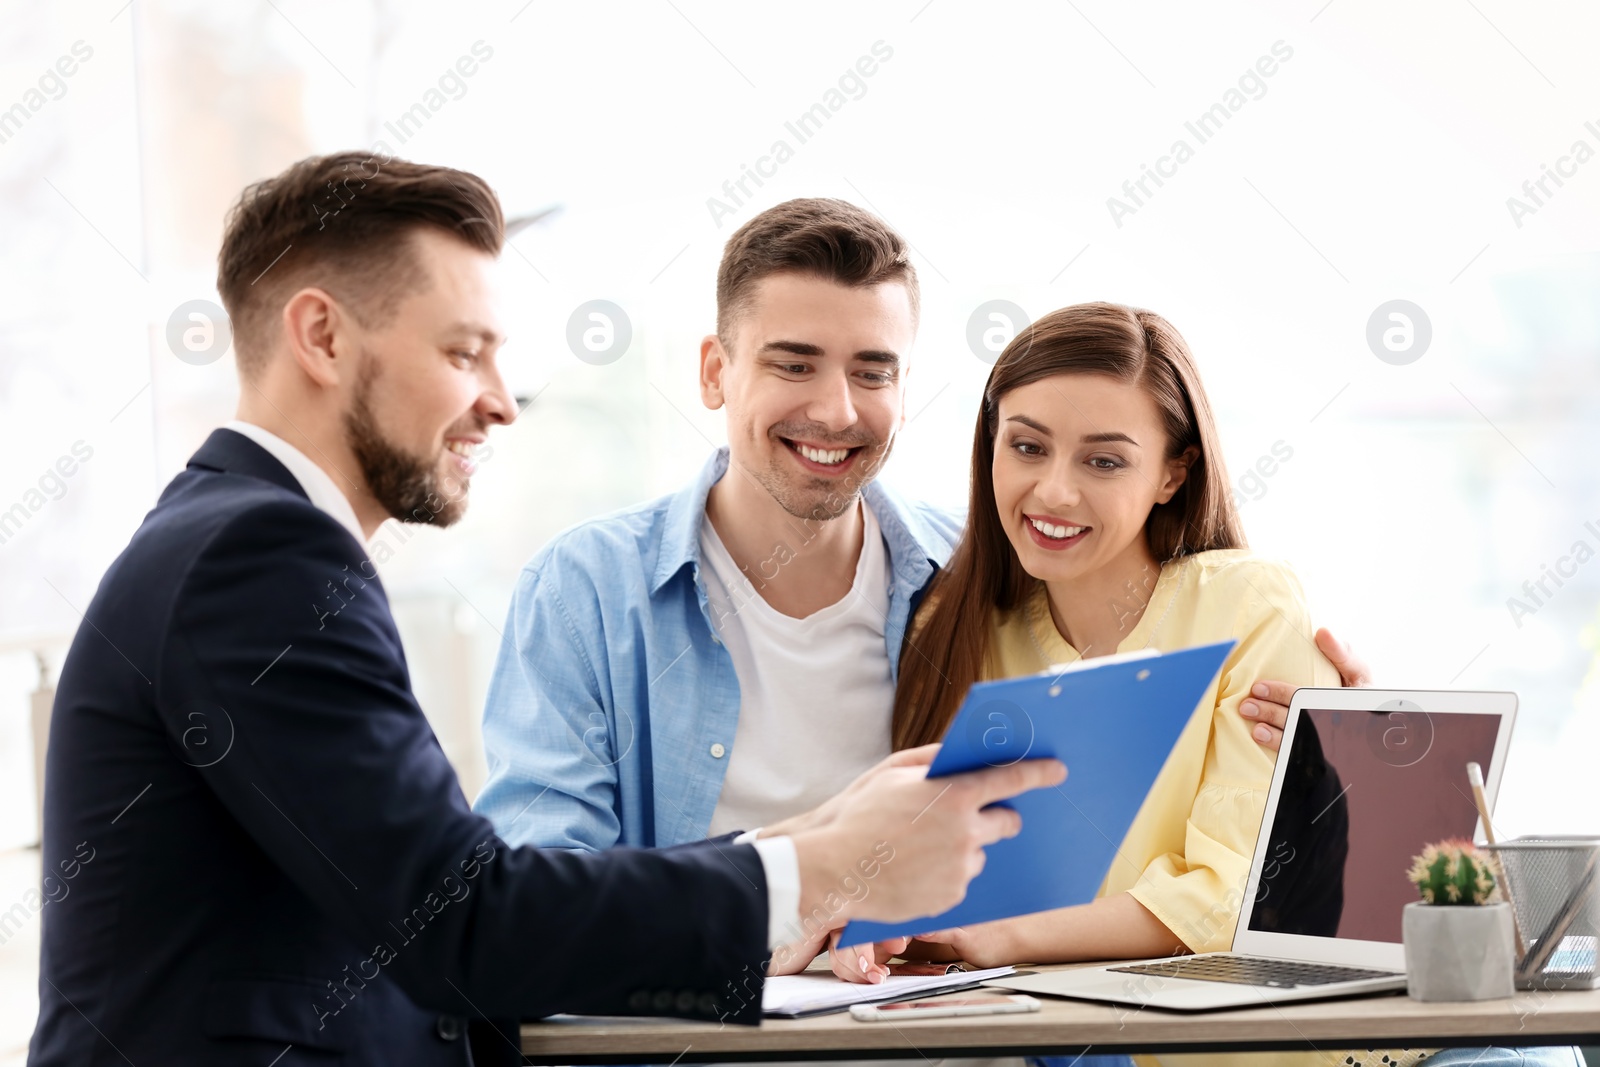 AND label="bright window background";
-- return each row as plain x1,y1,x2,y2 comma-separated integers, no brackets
2,0,1599,1056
